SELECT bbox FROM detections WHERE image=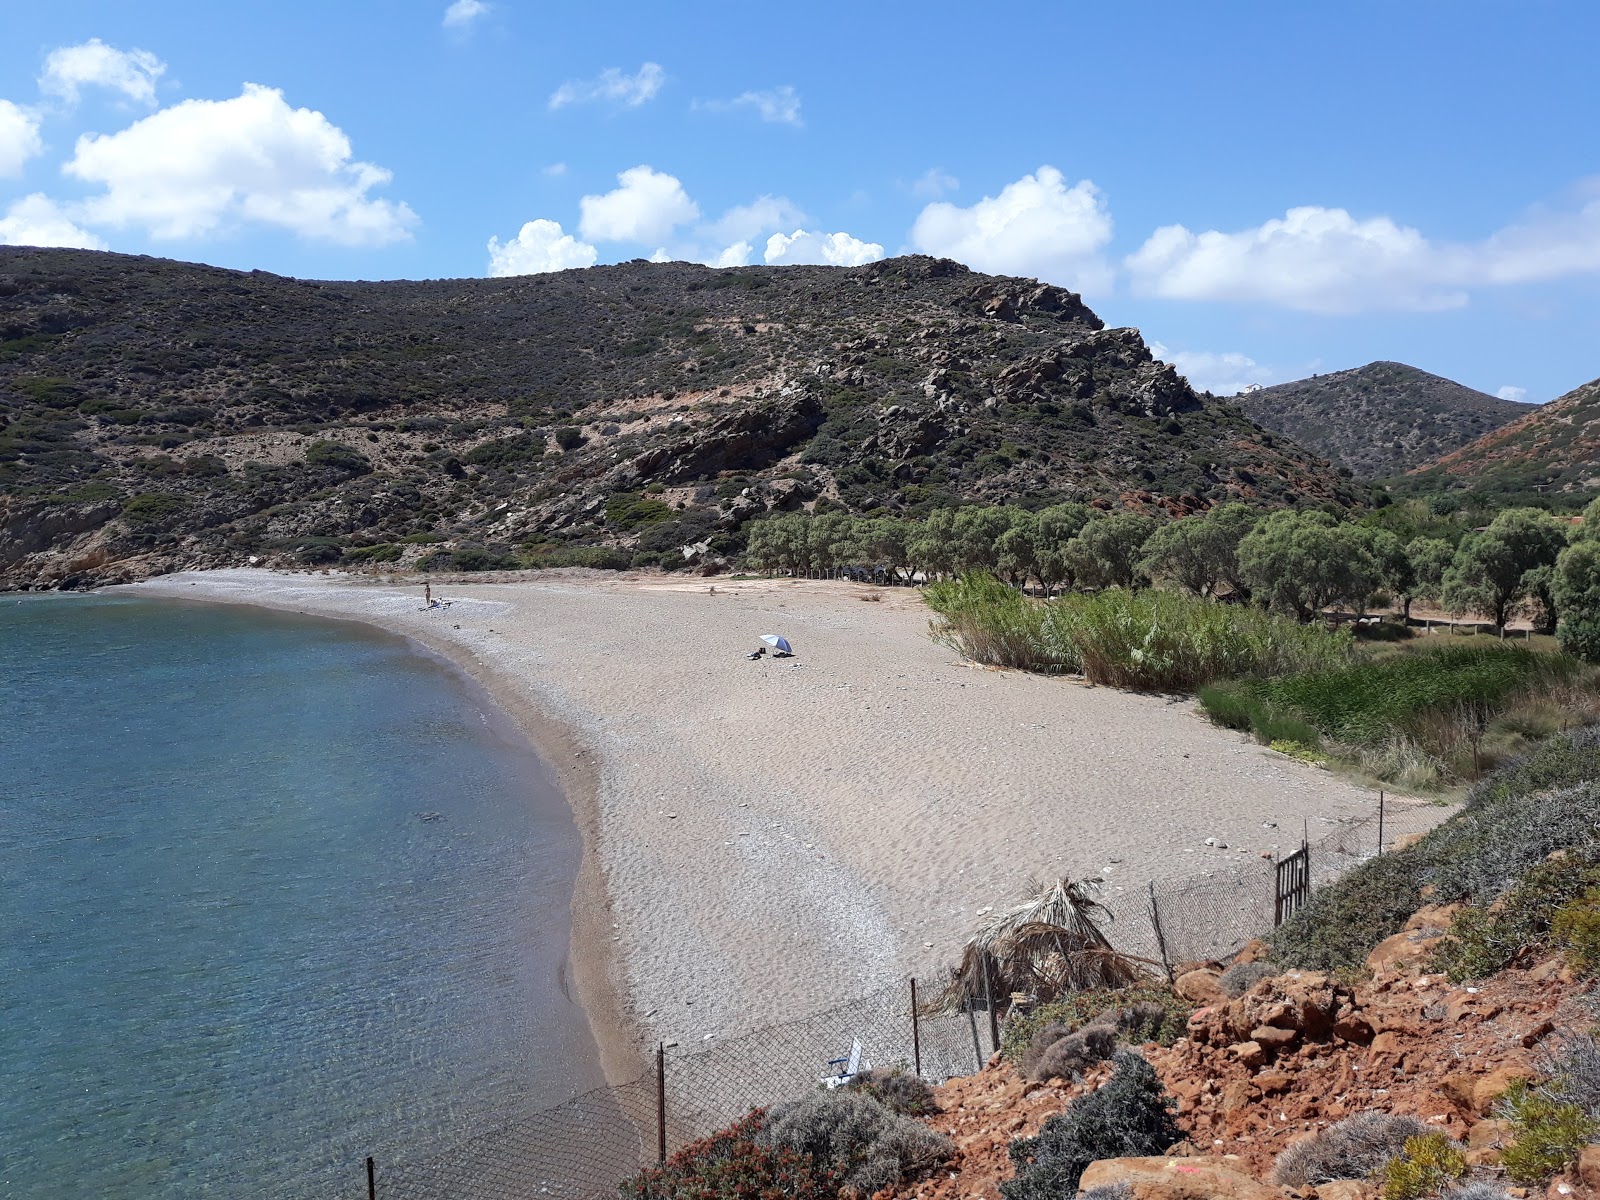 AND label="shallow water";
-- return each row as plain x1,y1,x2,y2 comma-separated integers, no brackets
0,593,604,1198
